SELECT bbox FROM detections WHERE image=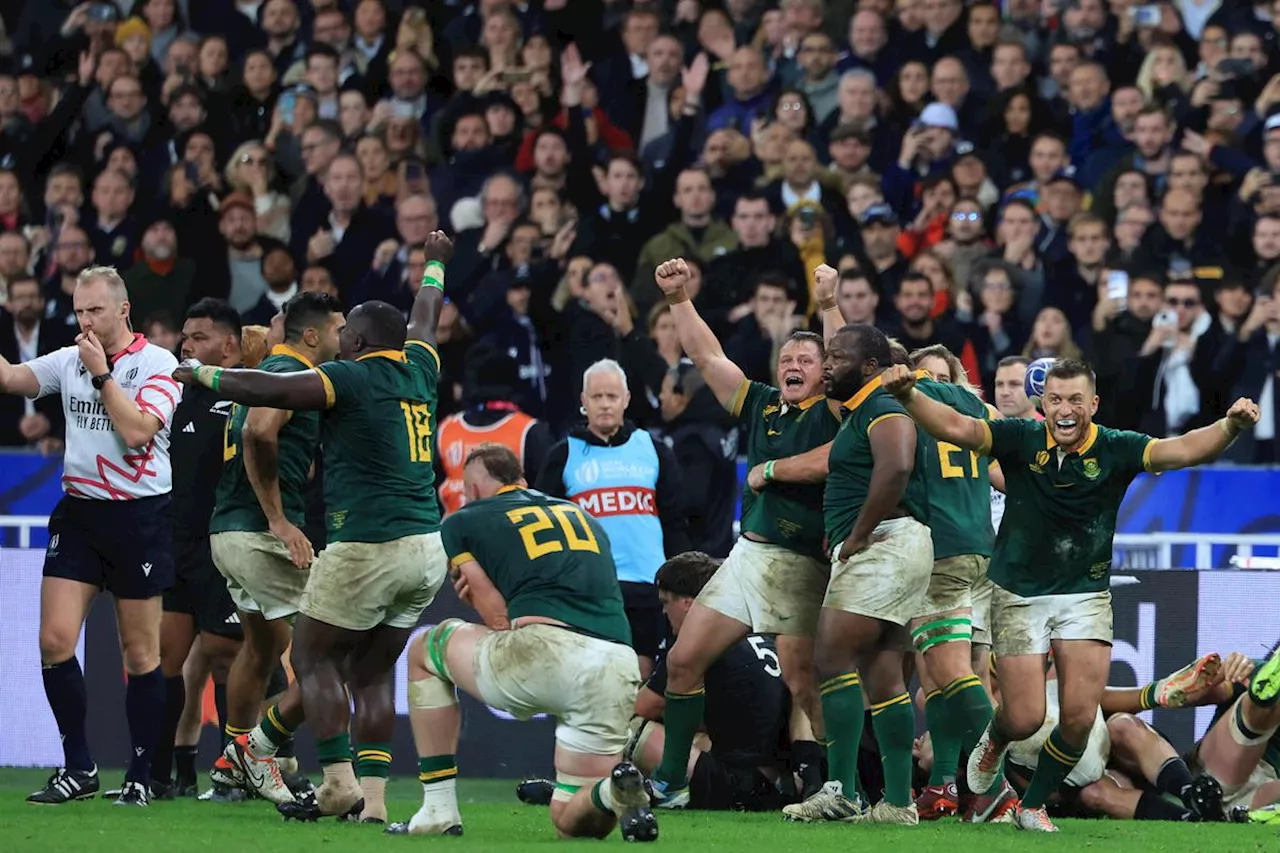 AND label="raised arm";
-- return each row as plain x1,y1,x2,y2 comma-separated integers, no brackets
451,557,510,631
881,365,990,452
1146,398,1260,473
813,264,845,347
242,408,314,569
653,258,746,408
407,230,451,347
0,352,41,398
840,414,917,560
175,364,331,410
